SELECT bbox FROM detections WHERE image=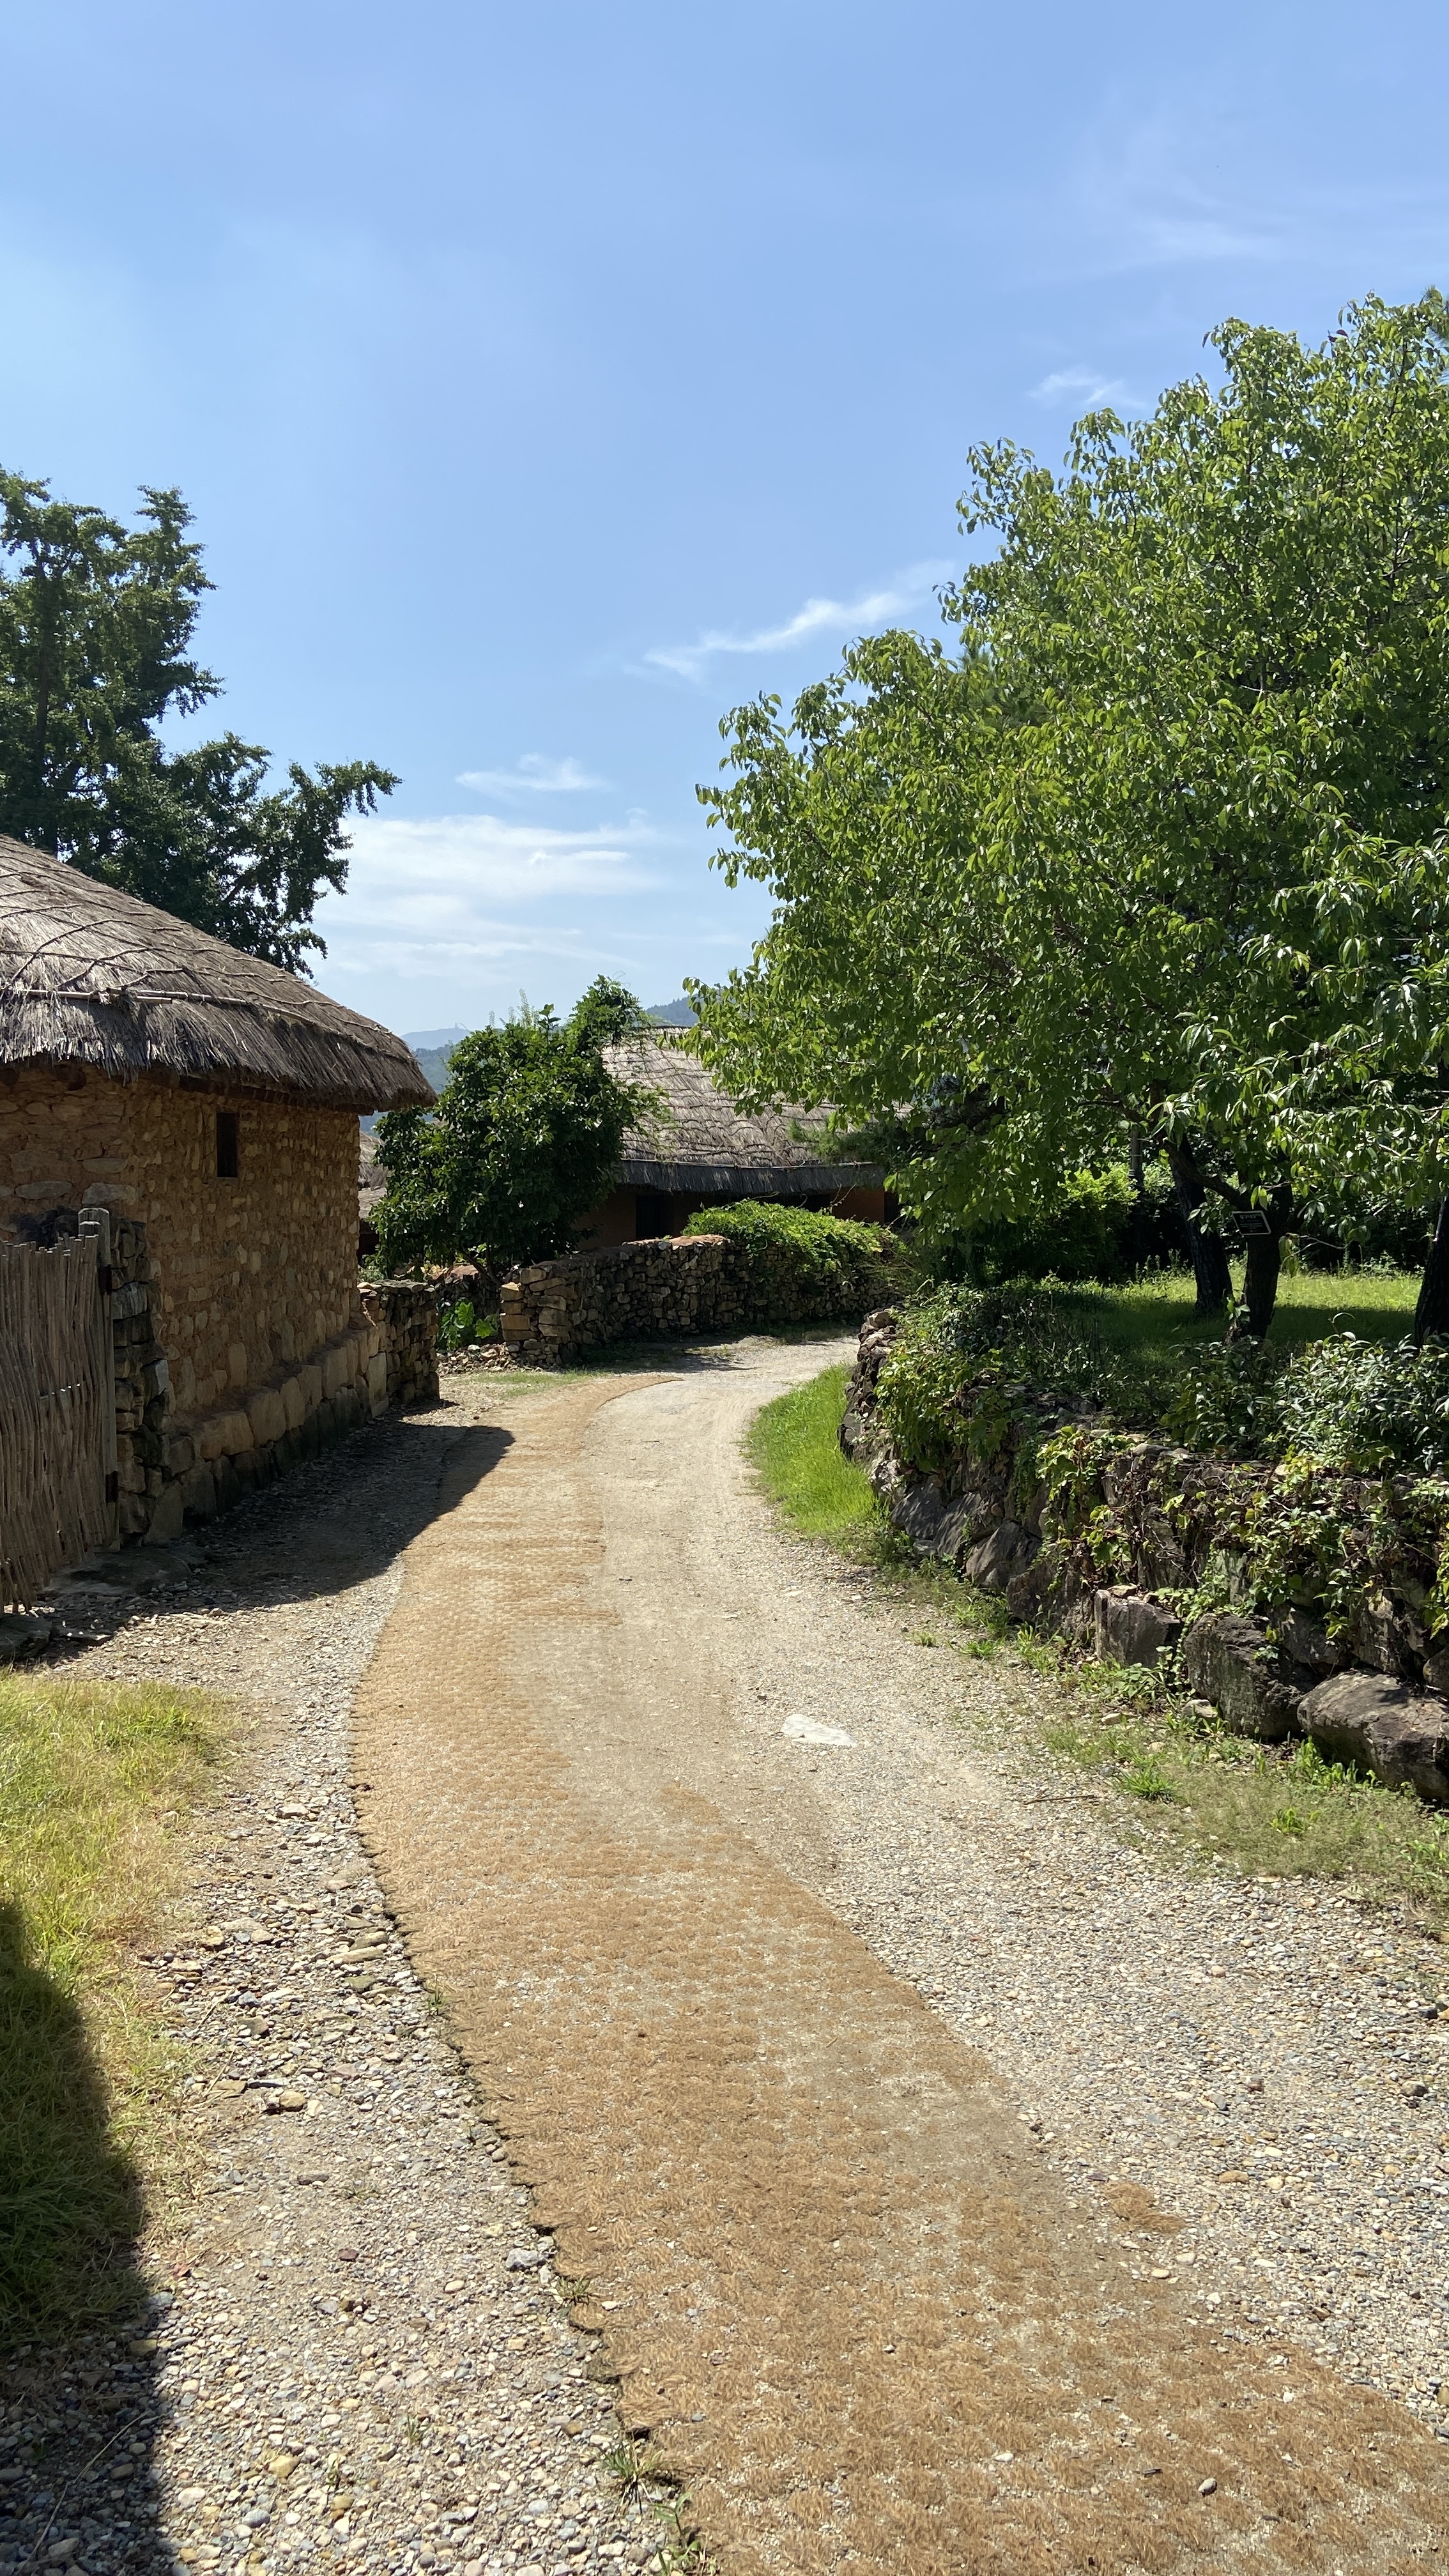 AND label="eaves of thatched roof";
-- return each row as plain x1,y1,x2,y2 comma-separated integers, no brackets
0,838,432,1113
604,1036,881,1197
